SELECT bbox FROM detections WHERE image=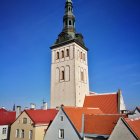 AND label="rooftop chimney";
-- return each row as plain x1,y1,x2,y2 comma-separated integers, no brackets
42,102,47,110
30,103,36,110
16,106,21,118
